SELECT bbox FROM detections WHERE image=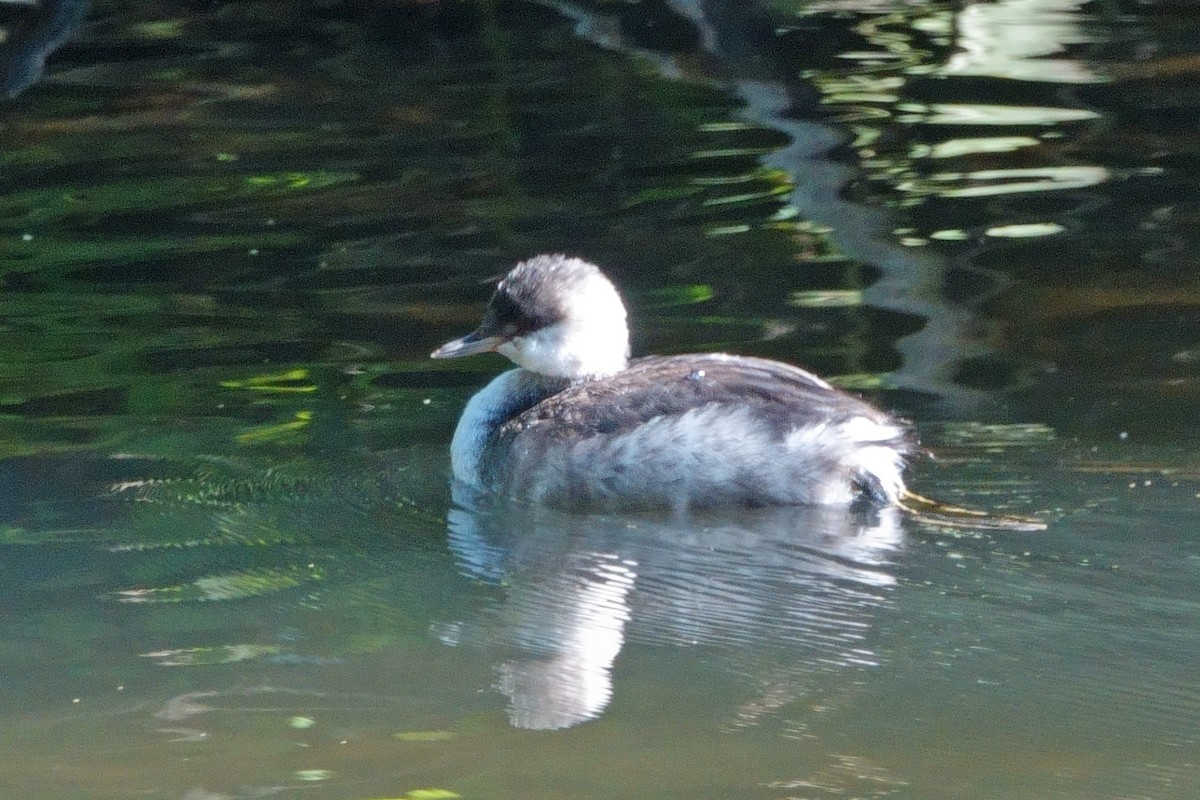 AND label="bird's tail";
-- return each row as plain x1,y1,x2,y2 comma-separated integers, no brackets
896,489,1046,532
